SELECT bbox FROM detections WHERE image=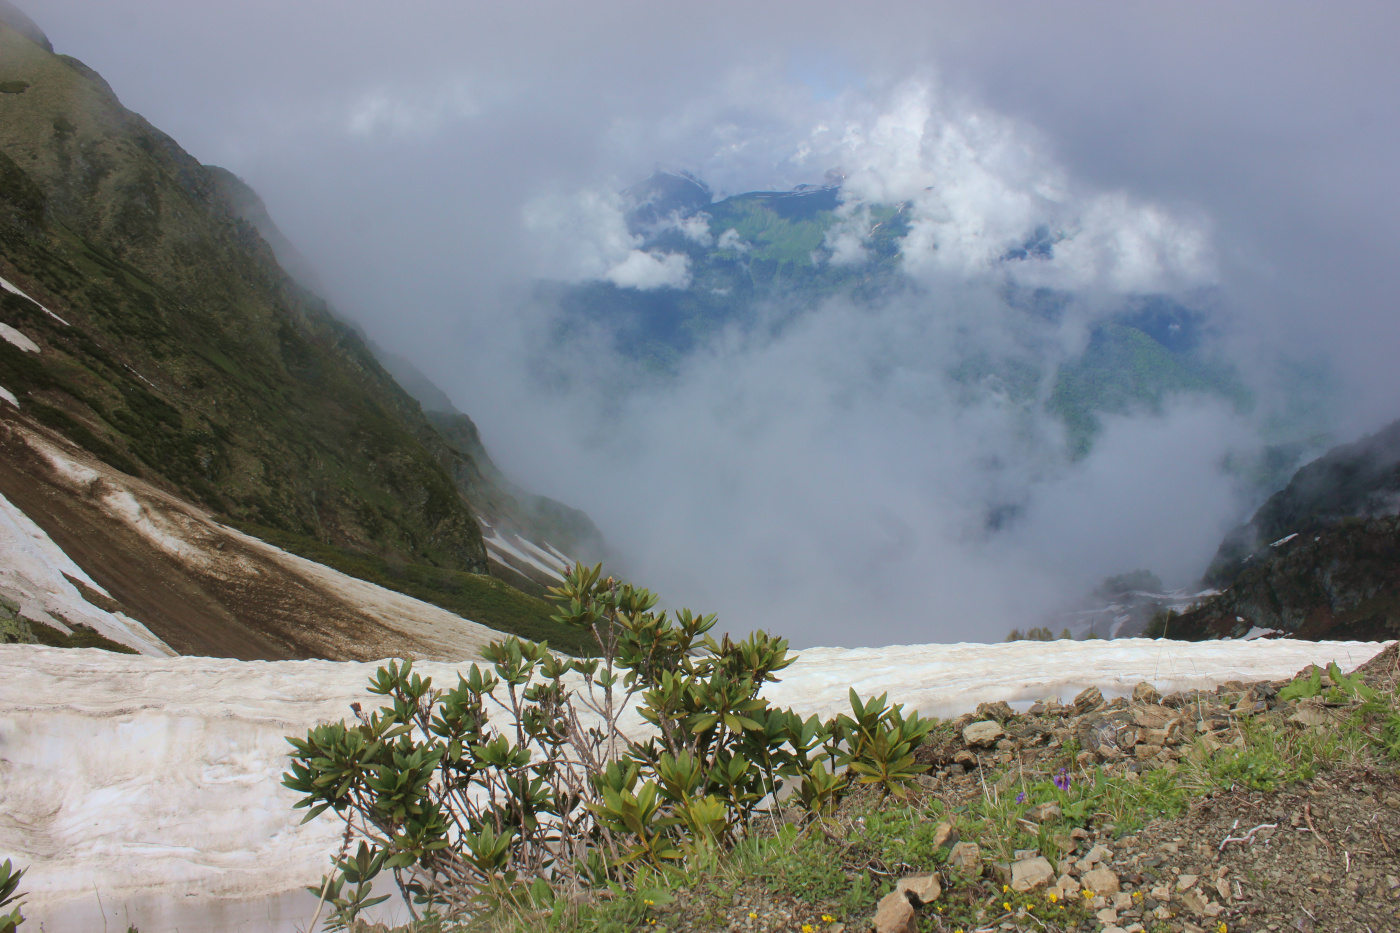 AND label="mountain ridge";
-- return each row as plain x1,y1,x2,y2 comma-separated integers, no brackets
0,12,598,655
